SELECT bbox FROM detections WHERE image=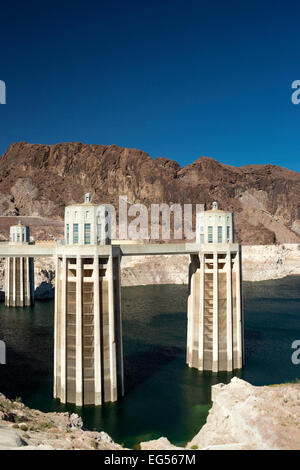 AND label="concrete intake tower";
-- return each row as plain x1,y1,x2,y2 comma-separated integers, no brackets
186,202,244,372
5,221,34,307
54,194,124,406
